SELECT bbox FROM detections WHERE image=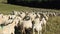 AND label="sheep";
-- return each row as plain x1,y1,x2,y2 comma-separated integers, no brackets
53,12,56,16
11,10,19,15
11,11,26,19
57,13,60,16
1,15,16,25
0,14,3,18
19,11,26,19
0,11,50,34
21,15,32,34
2,15,16,34
0,14,17,34
40,13,48,32
0,17,3,34
2,16,21,34
15,16,22,27
27,12,36,21
32,13,49,34
10,11,26,34
3,22,15,34
0,17,4,25
0,14,13,34
0,15,9,34
11,16,22,34
48,12,56,17
0,15,10,25
36,12,41,18
32,14,42,34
